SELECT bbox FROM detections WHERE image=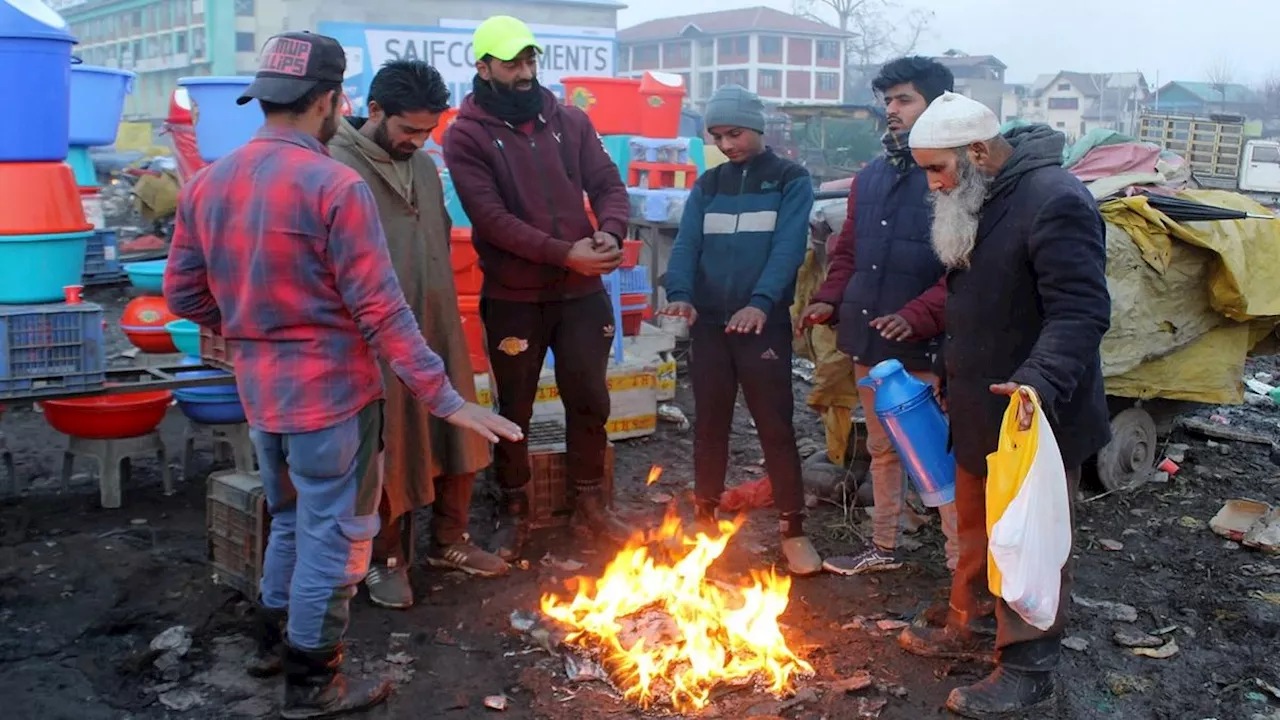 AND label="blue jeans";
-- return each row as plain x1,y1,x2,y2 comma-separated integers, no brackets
252,401,384,651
